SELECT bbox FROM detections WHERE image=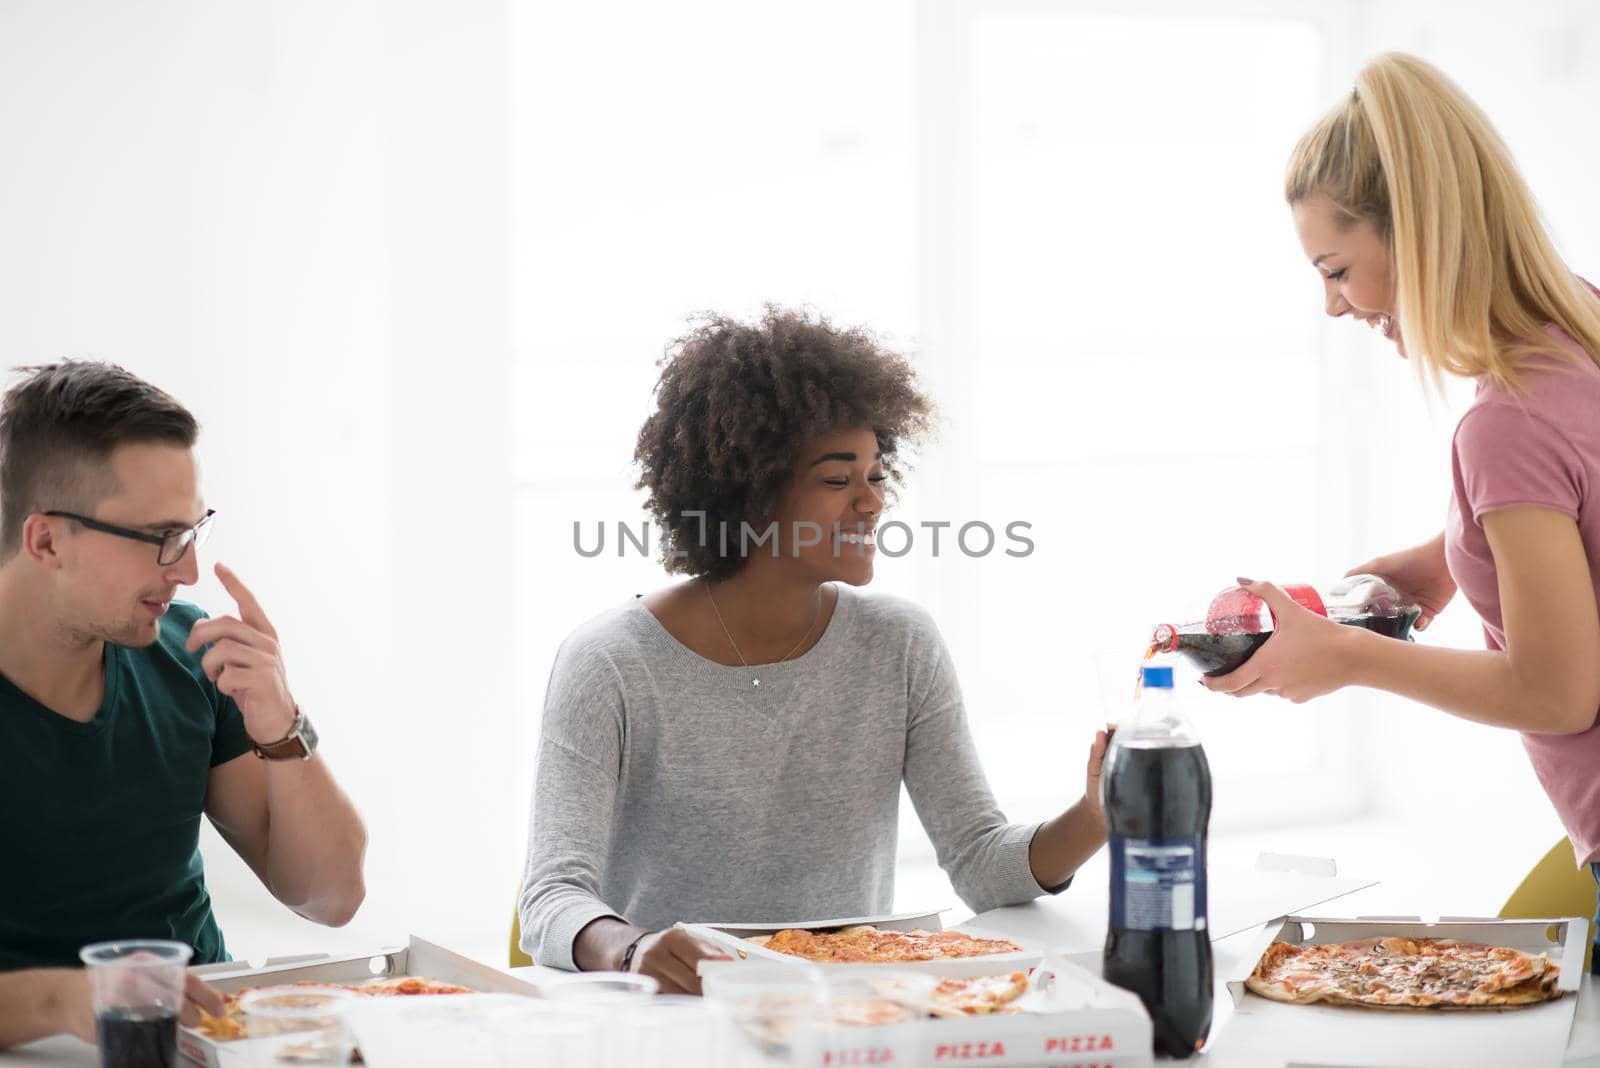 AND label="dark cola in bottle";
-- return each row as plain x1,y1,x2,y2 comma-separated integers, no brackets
1150,573,1422,677
1103,663,1212,1058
